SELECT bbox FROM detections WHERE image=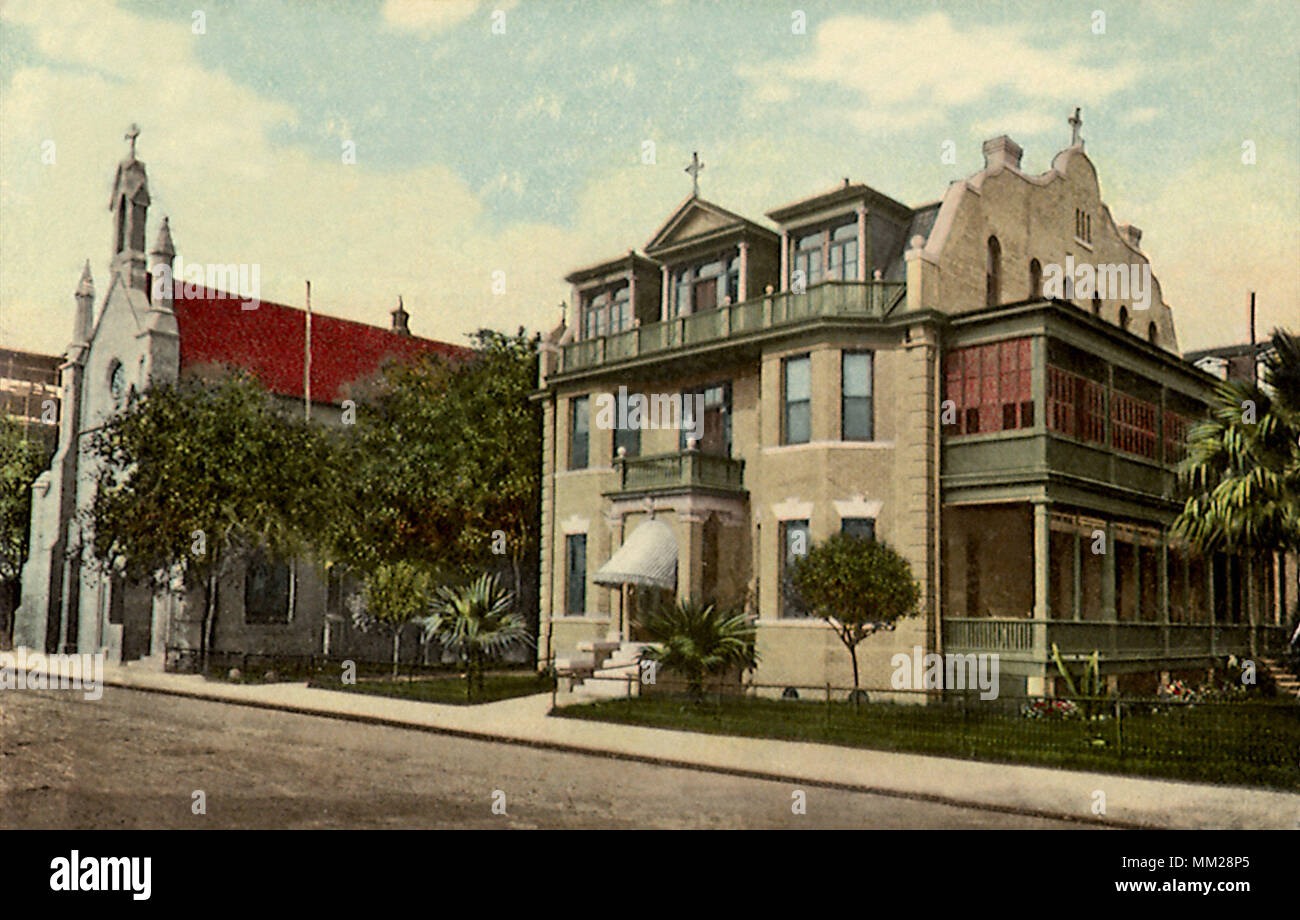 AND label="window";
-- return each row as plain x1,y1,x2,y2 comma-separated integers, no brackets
782,355,811,444
569,395,589,469
581,283,631,340
1075,209,1092,244
1147,321,1158,345
841,517,875,541
1046,365,1106,444
791,218,858,288
943,338,1033,436
565,534,587,616
672,254,740,314
780,519,810,618
1111,390,1158,460
680,382,732,455
985,236,1001,307
1029,259,1042,298
1092,293,1102,316
1163,410,1190,465
841,351,873,440
613,423,640,459
1118,305,1130,331
245,549,292,624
